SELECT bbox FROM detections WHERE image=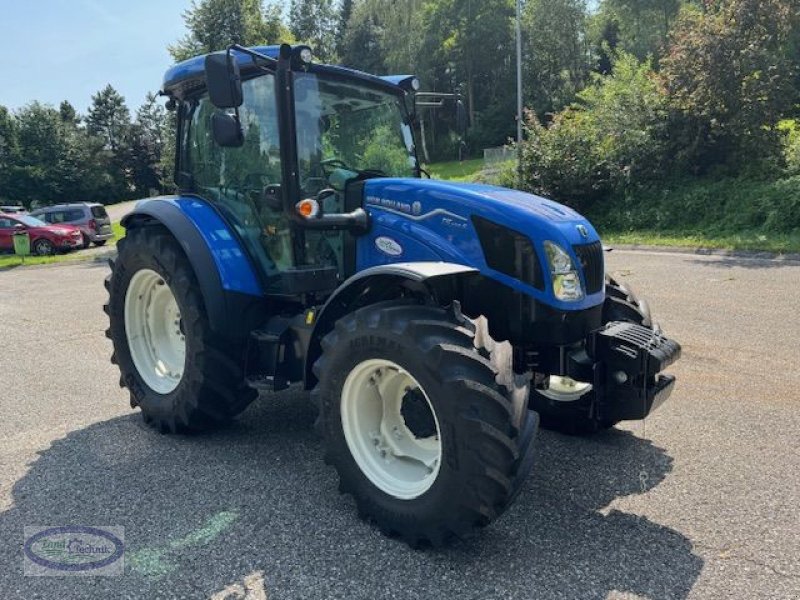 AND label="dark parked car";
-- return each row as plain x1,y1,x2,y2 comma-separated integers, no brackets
0,205,26,214
30,203,113,248
0,213,83,255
